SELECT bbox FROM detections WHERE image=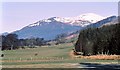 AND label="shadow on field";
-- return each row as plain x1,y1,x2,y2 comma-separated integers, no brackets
79,63,120,70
